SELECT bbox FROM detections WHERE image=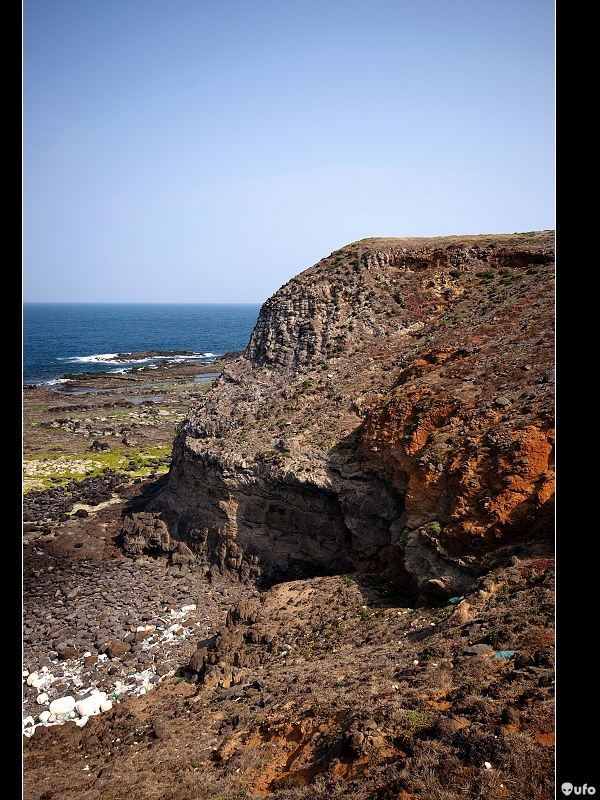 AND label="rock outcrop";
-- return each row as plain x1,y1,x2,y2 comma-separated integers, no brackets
121,231,555,605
